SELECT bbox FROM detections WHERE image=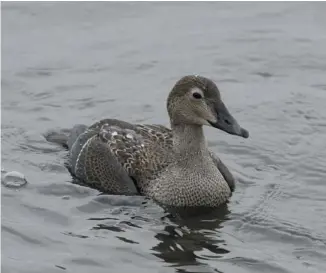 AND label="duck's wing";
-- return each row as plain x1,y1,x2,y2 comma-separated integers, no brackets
66,119,172,194
98,122,173,190
208,151,235,192
64,122,138,195
73,134,139,195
